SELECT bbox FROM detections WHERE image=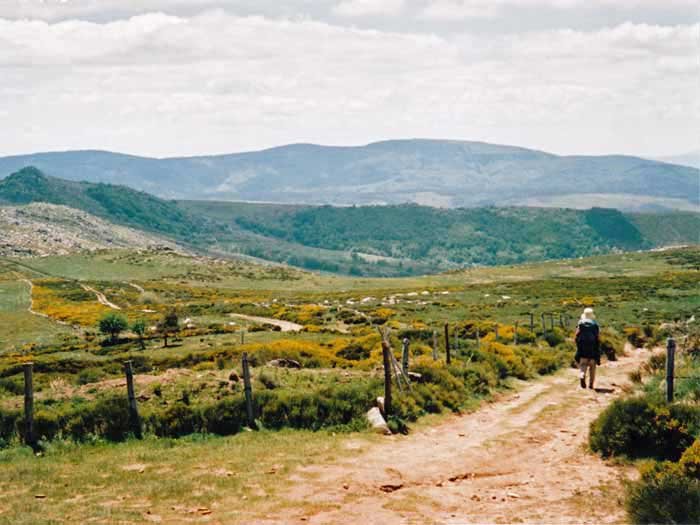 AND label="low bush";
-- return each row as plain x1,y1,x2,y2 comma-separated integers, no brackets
258,370,280,390
150,401,201,438
543,329,566,348
0,410,20,447
336,343,370,361
680,439,700,479
484,342,532,380
600,329,624,361
0,376,24,395
626,461,700,524
590,397,700,461
76,368,106,386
